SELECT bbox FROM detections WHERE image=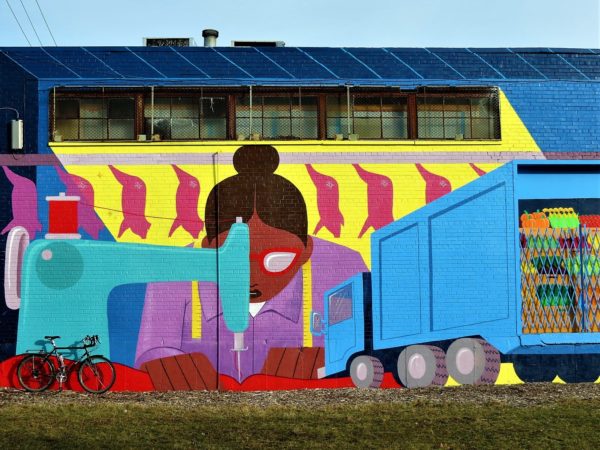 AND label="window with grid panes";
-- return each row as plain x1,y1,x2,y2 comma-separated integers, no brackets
353,96,408,139
144,96,227,140
54,97,135,140
416,92,500,140
236,95,318,139
326,95,408,139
